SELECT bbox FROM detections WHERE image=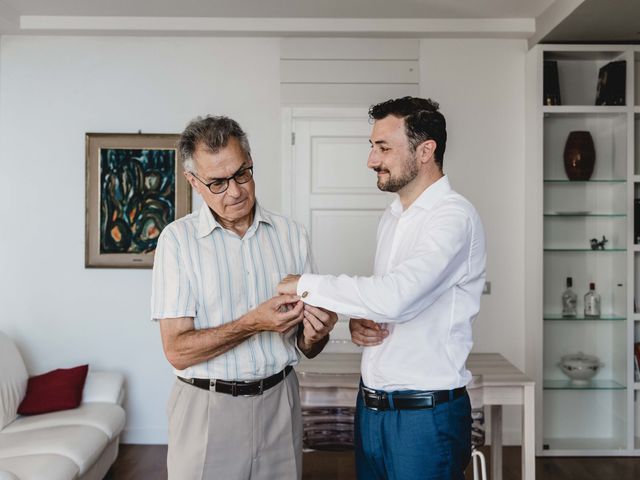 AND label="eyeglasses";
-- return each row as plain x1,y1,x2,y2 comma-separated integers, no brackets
190,166,254,194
